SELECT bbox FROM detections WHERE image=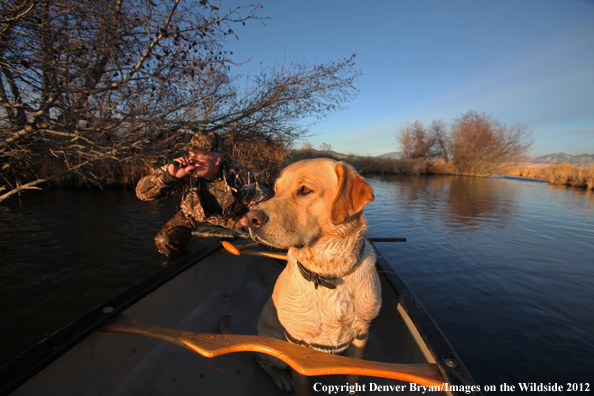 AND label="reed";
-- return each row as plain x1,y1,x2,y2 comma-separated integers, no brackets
508,163,594,190
225,140,290,187
289,149,457,176
25,157,155,189
23,142,593,192
16,139,287,191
